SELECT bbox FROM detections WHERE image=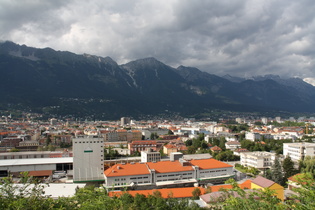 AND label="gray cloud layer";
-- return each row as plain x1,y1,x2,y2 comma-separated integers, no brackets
1,0,315,78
